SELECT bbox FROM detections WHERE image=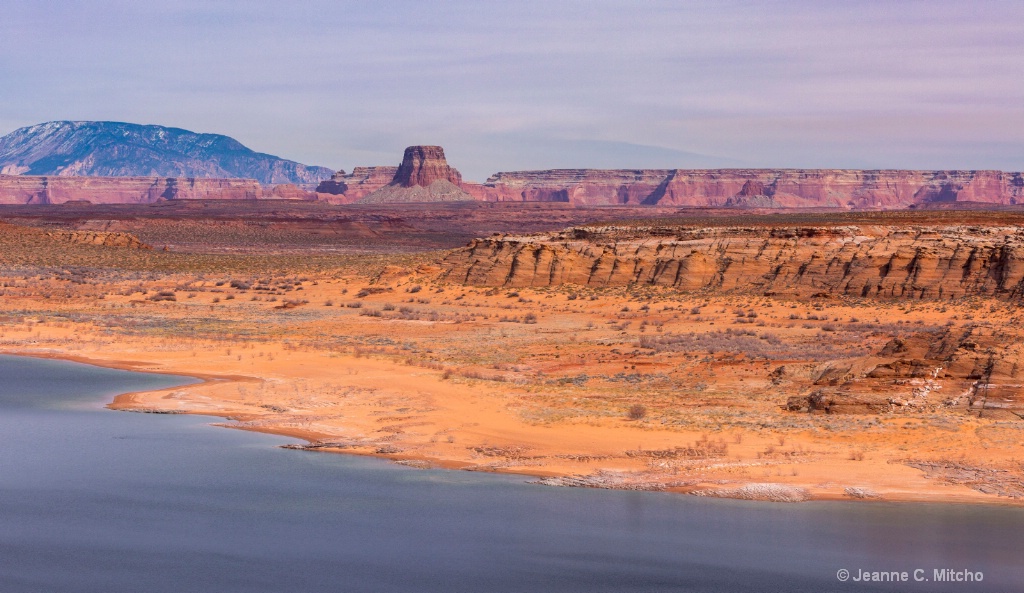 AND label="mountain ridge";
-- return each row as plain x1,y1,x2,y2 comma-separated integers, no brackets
0,121,334,185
